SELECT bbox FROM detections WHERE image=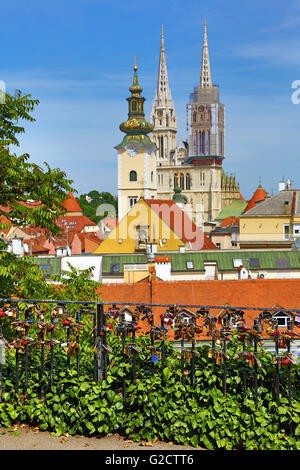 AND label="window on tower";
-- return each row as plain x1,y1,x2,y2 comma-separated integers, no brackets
180,173,184,190
159,136,164,159
129,170,137,182
186,173,191,190
174,173,178,188
131,101,137,112
129,196,138,209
